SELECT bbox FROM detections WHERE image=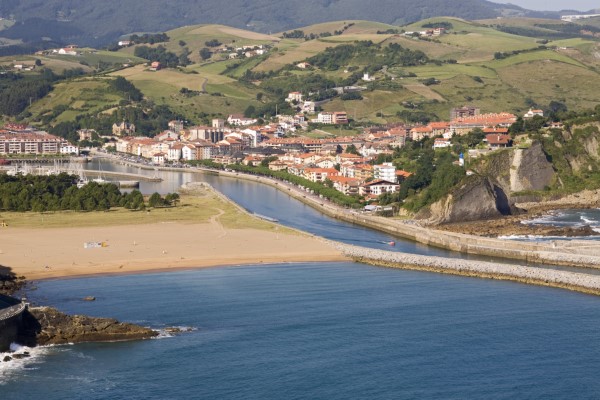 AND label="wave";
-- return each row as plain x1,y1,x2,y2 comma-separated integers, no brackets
152,326,197,339
498,235,566,241
580,215,600,225
0,343,58,385
499,234,600,242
